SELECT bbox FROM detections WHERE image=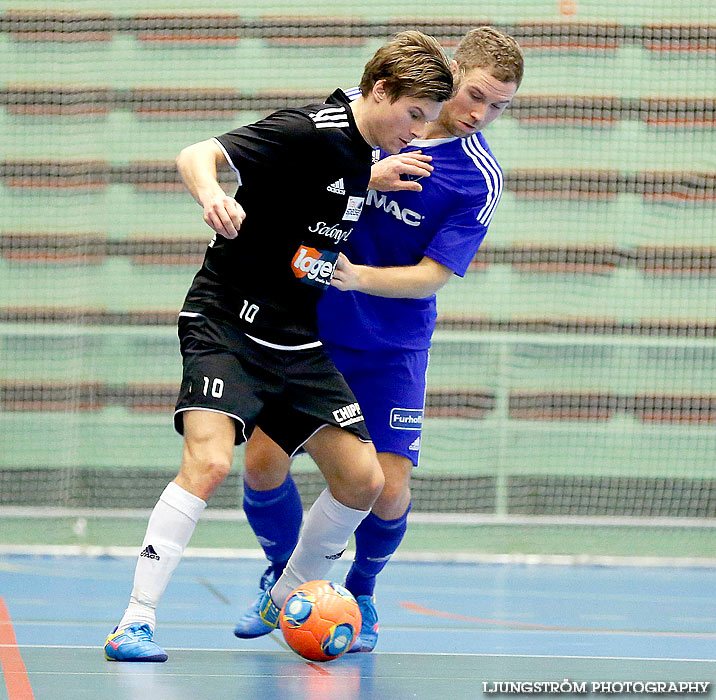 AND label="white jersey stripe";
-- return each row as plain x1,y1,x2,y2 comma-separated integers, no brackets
245,333,323,351
467,136,503,224
464,136,500,223
315,122,350,129
312,106,350,129
311,107,347,121
461,138,496,223
463,136,503,225
313,113,348,122
468,135,503,224
313,106,346,115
